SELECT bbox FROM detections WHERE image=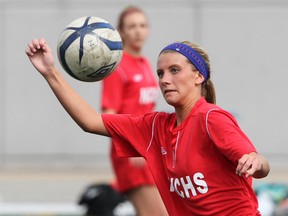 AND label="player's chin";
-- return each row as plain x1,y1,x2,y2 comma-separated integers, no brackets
164,96,177,106
132,40,145,49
